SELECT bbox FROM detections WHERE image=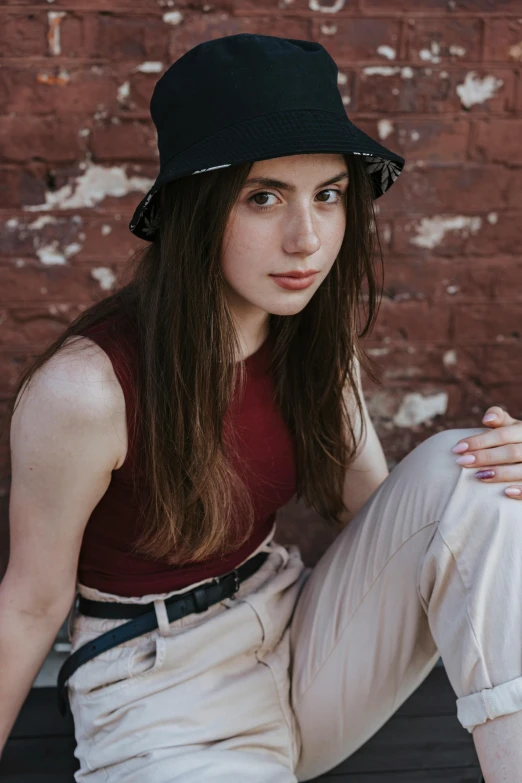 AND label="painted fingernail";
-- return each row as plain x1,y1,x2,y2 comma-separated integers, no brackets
456,454,476,465
475,469,495,479
451,442,469,454
505,487,522,496
483,413,498,423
